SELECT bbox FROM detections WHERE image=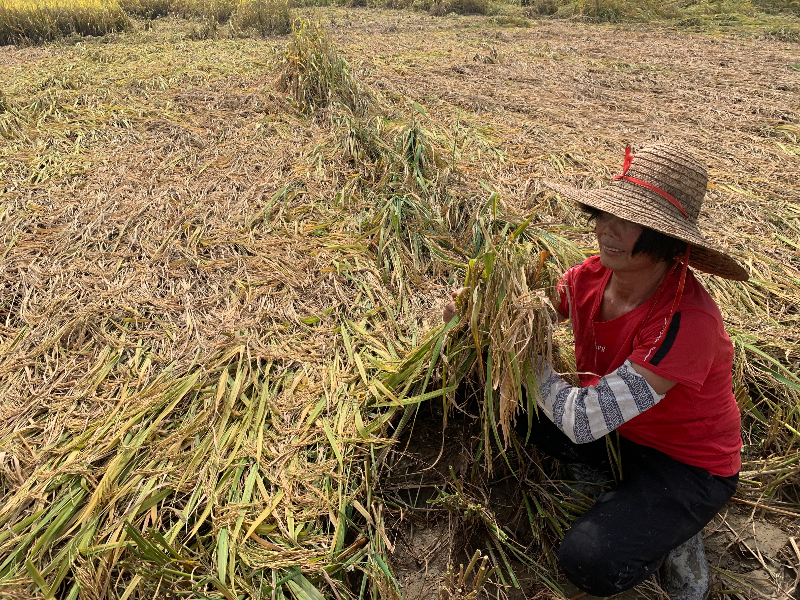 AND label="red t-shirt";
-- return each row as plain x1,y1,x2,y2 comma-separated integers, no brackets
557,255,742,477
